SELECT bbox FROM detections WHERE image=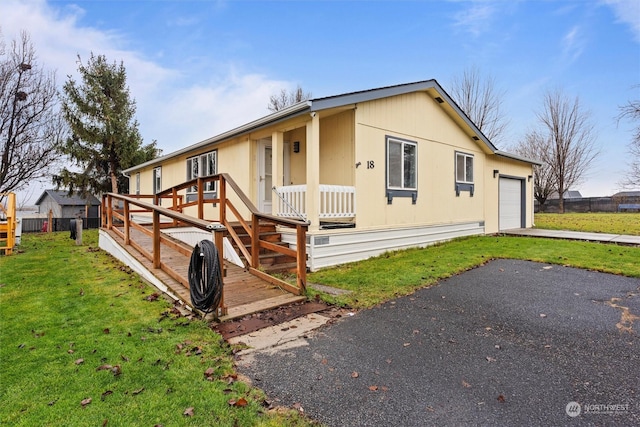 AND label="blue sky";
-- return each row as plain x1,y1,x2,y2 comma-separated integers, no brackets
2,0,639,204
